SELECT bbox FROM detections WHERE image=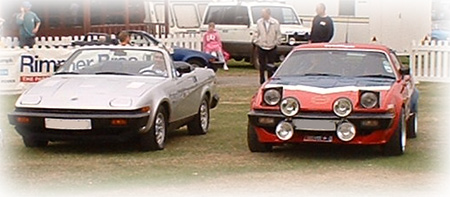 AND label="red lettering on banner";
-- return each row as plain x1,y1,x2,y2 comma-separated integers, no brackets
20,76,50,82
